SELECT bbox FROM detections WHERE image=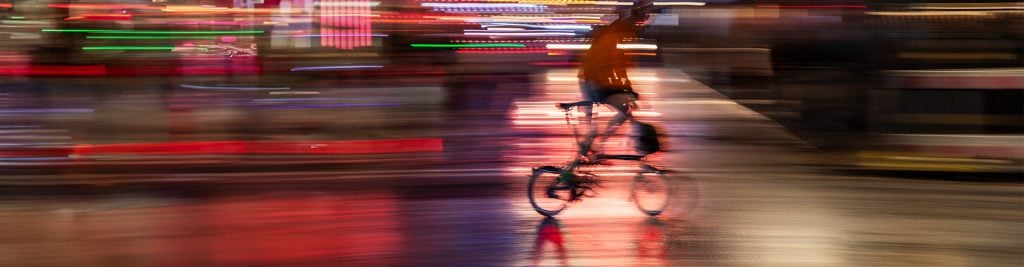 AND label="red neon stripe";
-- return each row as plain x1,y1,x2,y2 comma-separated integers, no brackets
361,0,371,47
336,0,343,48
0,3,12,8
68,139,443,156
0,65,107,76
341,0,349,49
244,139,443,154
342,0,350,48
74,141,245,155
325,1,332,48
327,0,335,47
319,3,328,47
354,2,361,48
0,148,72,157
